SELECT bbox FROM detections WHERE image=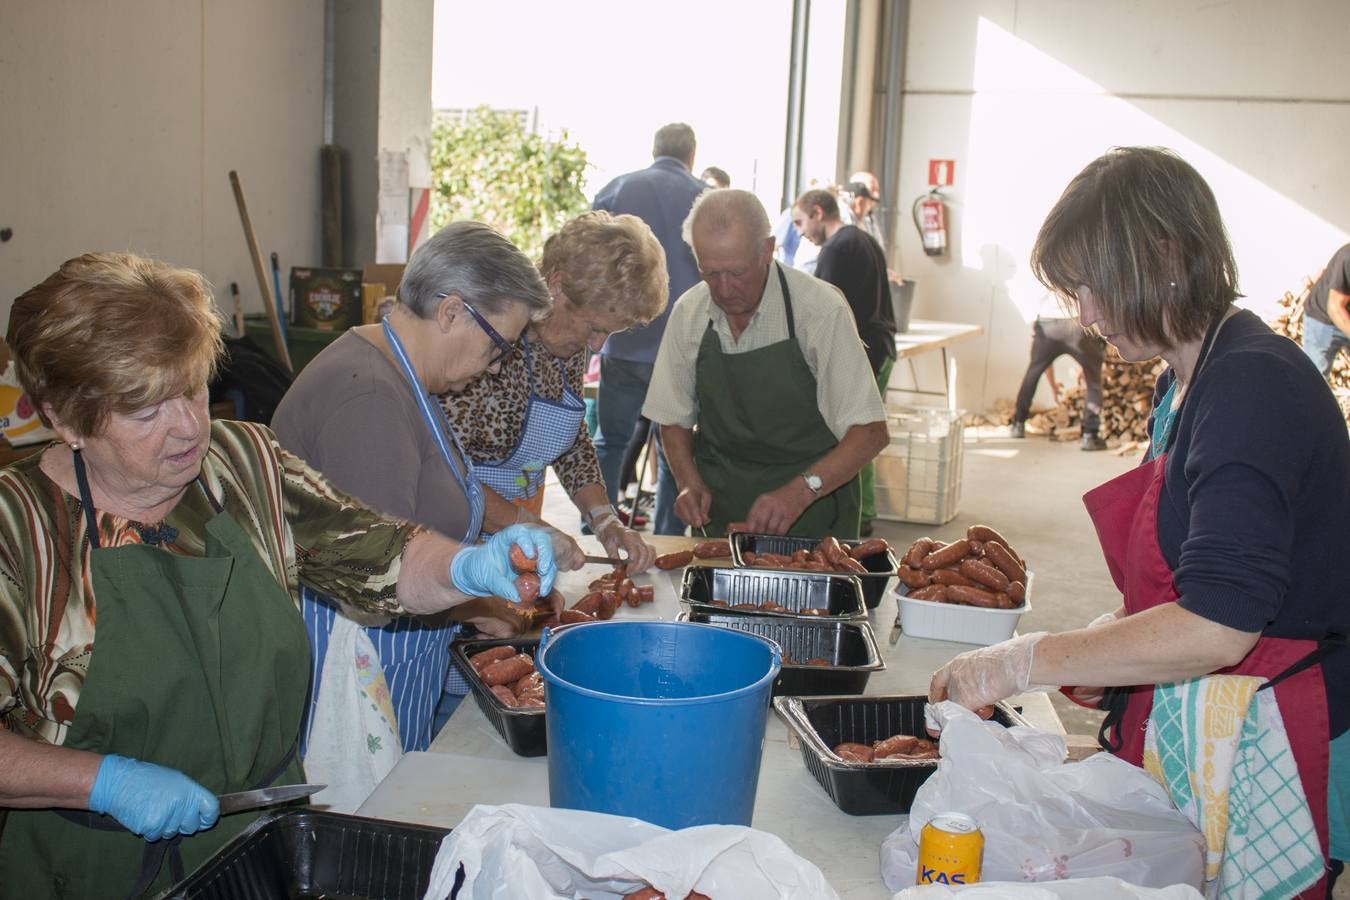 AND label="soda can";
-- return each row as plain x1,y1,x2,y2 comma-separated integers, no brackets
916,812,983,886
